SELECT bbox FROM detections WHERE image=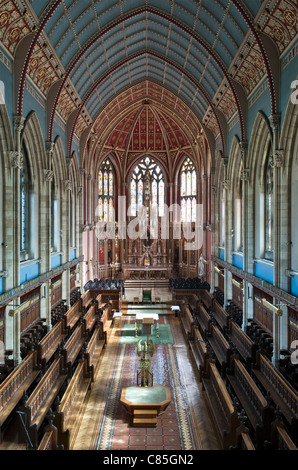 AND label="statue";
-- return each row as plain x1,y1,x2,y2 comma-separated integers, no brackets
137,339,155,387
199,253,205,278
